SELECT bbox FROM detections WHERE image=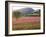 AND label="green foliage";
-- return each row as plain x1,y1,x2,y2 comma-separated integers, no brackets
13,11,21,18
